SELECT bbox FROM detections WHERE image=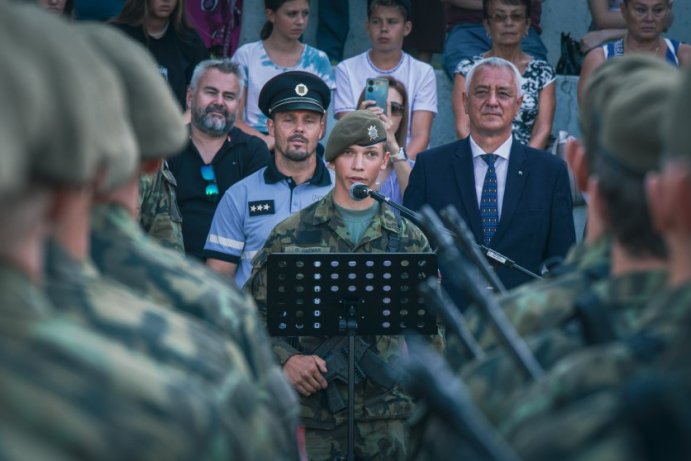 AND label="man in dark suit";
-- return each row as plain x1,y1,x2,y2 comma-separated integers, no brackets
404,57,575,307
